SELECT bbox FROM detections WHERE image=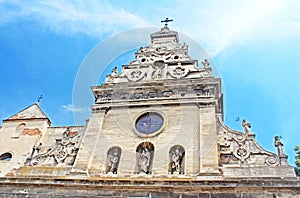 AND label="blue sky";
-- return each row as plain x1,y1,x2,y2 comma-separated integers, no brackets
0,0,299,166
